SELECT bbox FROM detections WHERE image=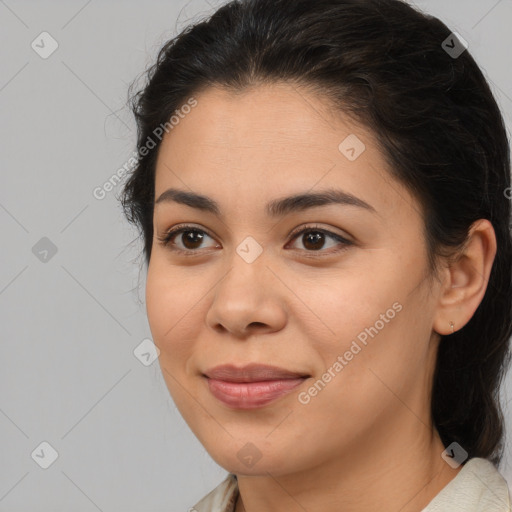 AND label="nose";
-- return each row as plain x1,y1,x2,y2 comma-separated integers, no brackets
205,251,287,338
